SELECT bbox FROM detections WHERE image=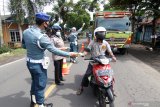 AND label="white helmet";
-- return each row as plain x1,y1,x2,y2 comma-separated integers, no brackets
94,27,106,36
72,27,76,30
94,27,106,41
